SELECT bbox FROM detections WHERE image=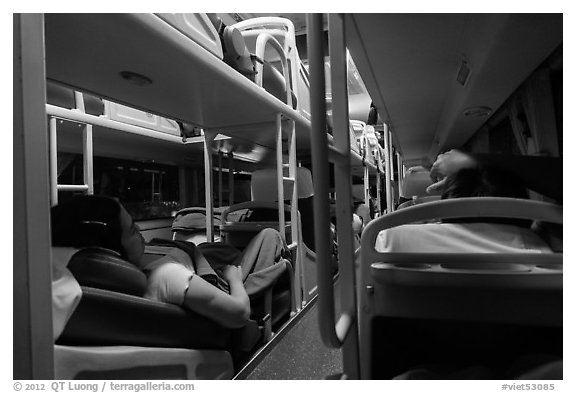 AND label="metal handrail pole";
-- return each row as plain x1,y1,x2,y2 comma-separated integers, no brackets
49,117,58,206
203,130,216,242
382,123,393,213
276,113,286,242
328,12,361,378
307,13,340,348
74,91,93,195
